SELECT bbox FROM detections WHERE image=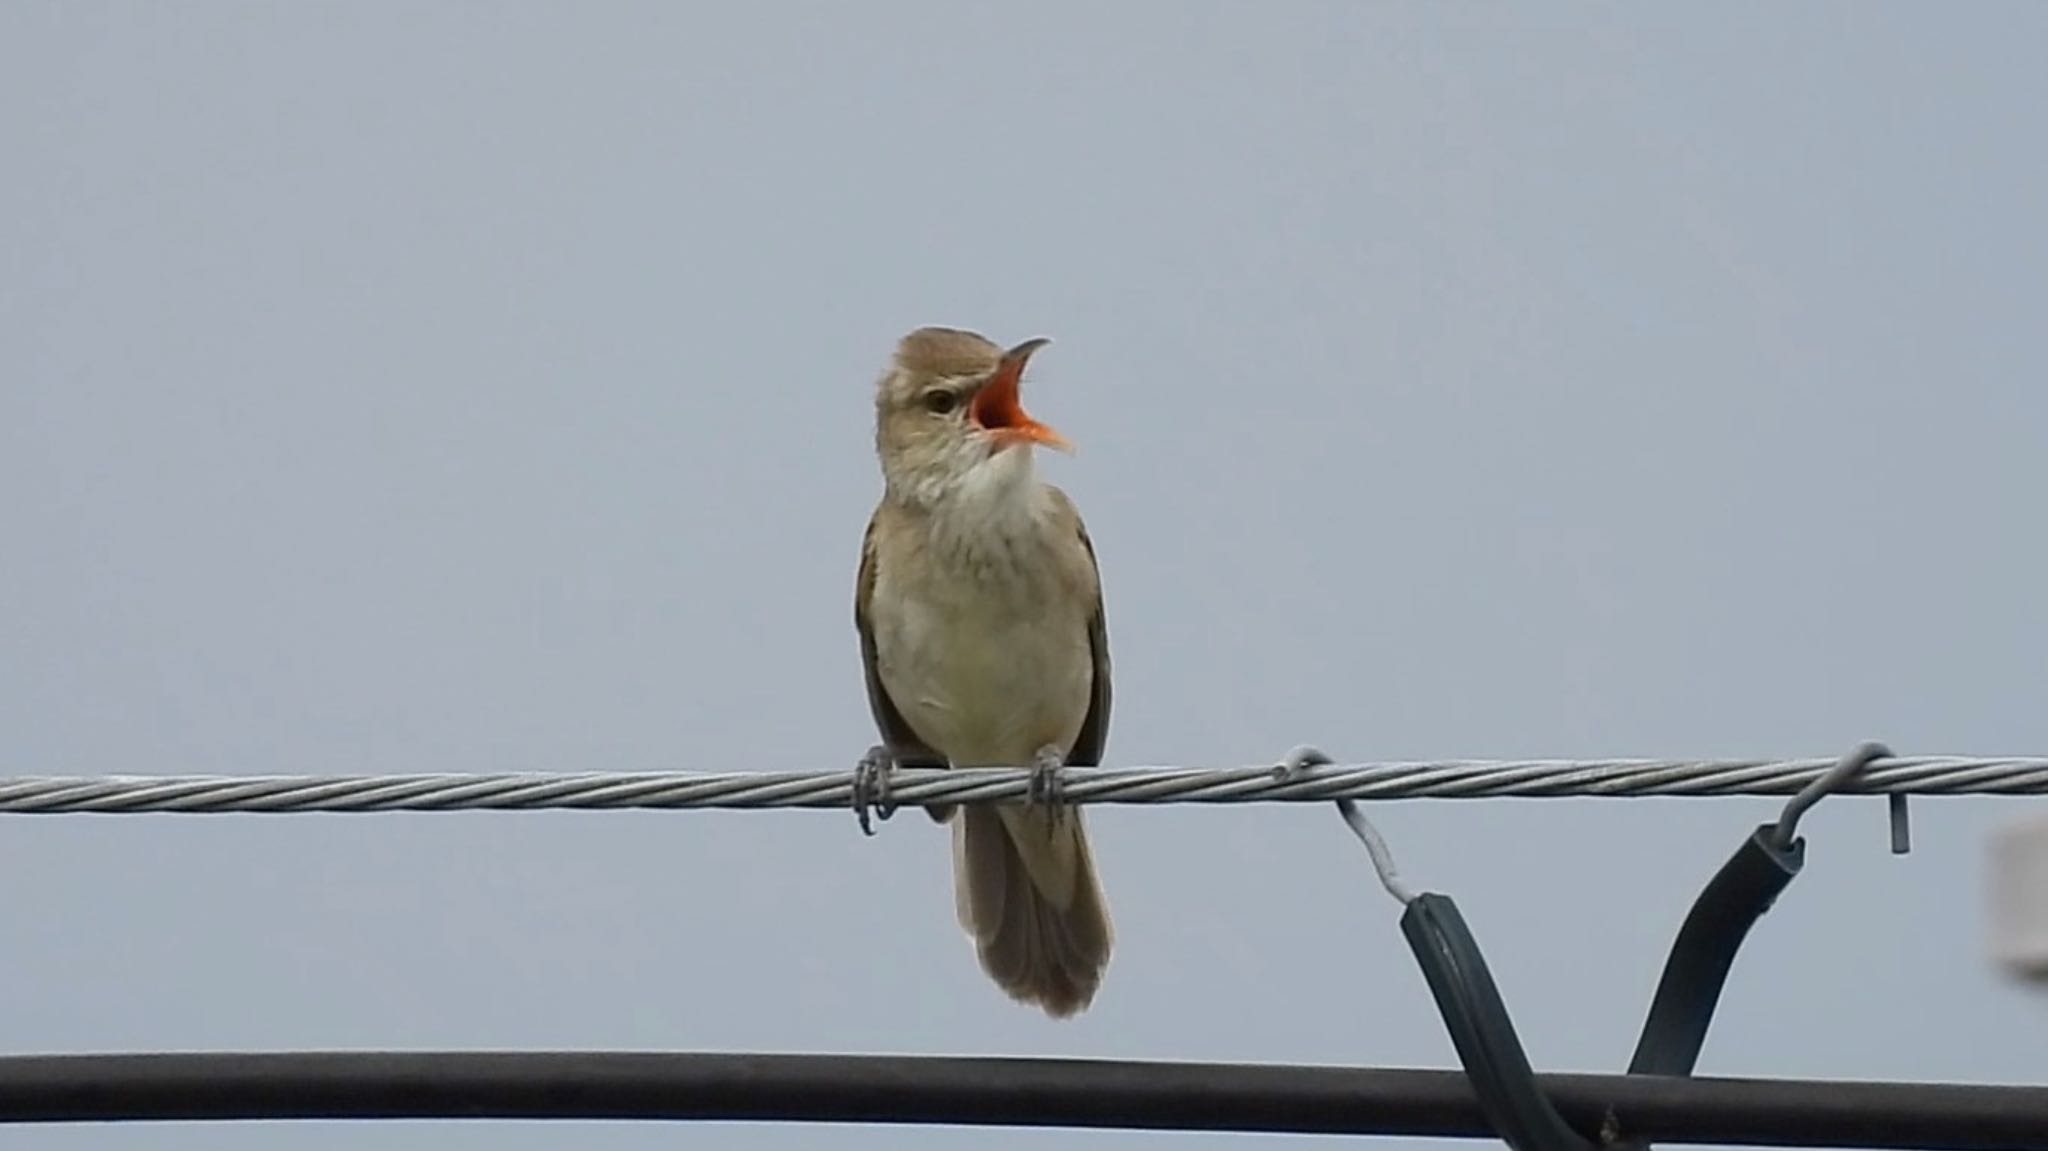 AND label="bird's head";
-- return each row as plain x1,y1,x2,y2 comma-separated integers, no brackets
873,326,1071,507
